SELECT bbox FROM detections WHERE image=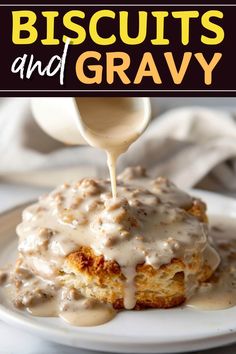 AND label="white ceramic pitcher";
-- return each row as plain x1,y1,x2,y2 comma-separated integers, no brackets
31,97,151,145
